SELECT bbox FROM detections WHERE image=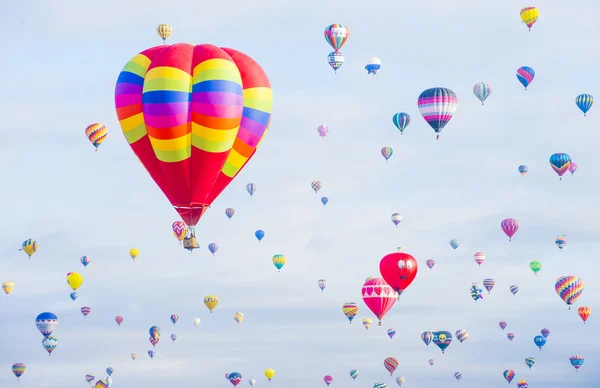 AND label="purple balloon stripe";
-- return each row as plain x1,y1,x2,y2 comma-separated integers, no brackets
115,94,142,108
192,92,243,105
144,111,191,128
191,102,243,118
240,116,268,137
144,102,190,116
115,83,143,96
